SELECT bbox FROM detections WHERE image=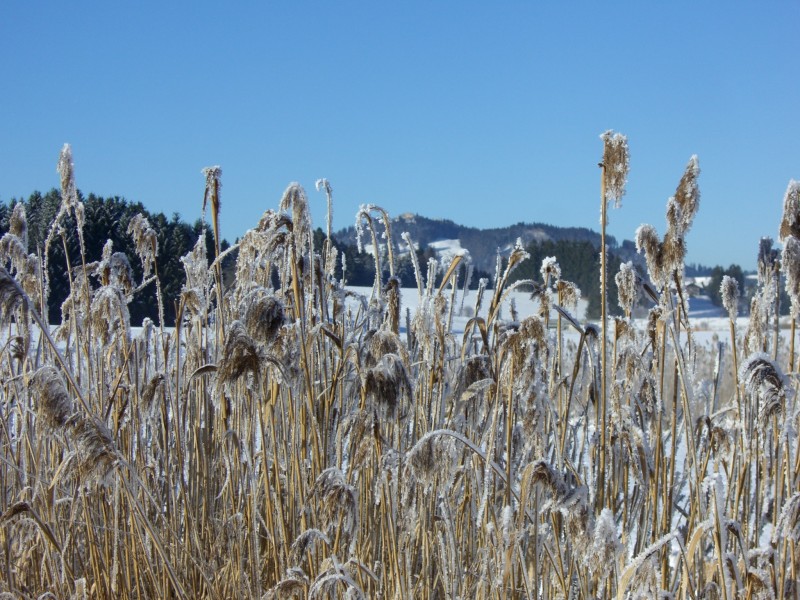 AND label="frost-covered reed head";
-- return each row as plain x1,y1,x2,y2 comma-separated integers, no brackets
782,236,800,318
779,179,800,242
71,416,118,483
180,235,209,315
0,265,24,323
311,468,359,546
667,155,700,237
556,279,581,309
585,508,622,579
407,431,459,492
280,182,312,251
127,213,158,279
9,203,28,249
720,275,740,320
382,275,401,334
526,460,568,503
218,320,261,384
773,492,800,545
364,353,411,419
634,156,701,288
634,224,666,288
289,529,331,567
96,245,135,293
363,328,409,368
540,256,561,284
202,166,222,215
739,353,787,426
453,354,493,402
503,315,549,367
243,290,285,345
57,144,77,208
600,130,630,208
89,286,131,345
316,177,334,236
30,365,72,431
140,372,165,416
615,261,637,316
